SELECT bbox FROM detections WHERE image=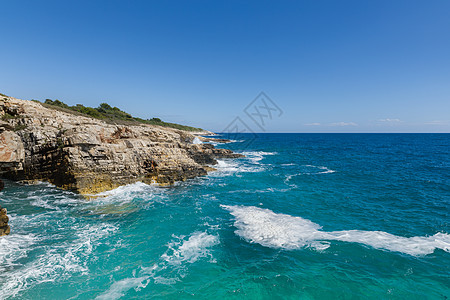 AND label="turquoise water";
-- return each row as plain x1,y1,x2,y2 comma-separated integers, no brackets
0,133,449,299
